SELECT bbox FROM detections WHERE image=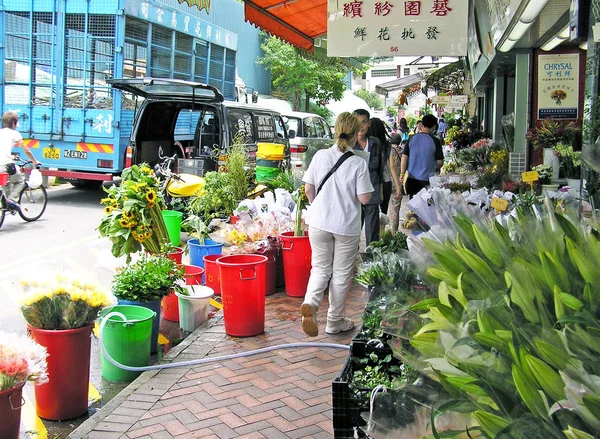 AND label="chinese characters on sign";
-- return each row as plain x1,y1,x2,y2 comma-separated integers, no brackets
328,0,468,56
537,53,579,119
